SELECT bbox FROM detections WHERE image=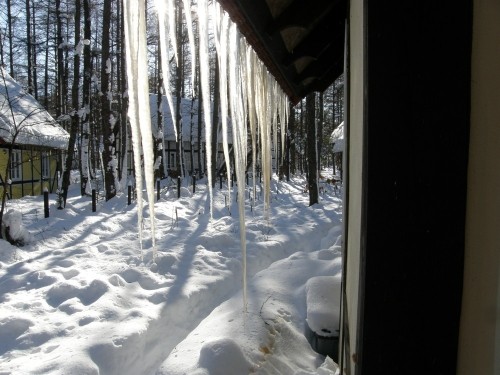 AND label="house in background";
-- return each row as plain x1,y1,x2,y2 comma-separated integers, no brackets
149,94,232,177
330,121,344,179
0,69,69,198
